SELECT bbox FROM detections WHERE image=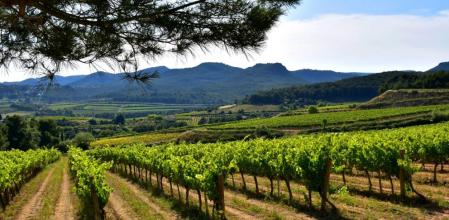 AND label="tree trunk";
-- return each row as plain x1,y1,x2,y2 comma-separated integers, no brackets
186,188,190,208
389,175,395,195
217,174,226,213
308,188,313,208
197,189,202,210
433,163,438,183
145,169,148,184
169,179,174,197
160,175,164,192
269,177,274,197
365,170,372,192
398,150,406,200
240,171,246,191
277,178,280,197
409,179,426,200
253,176,259,194
156,173,160,191
177,184,181,201
342,170,346,185
320,158,333,212
378,170,383,194
0,193,5,210
204,192,209,217
285,178,293,201
91,183,101,220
